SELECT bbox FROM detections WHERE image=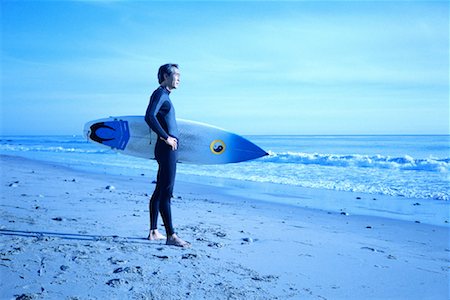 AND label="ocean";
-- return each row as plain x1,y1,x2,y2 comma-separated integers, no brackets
1,135,449,202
